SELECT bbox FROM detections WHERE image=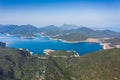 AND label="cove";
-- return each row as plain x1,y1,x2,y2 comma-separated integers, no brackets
0,34,103,55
